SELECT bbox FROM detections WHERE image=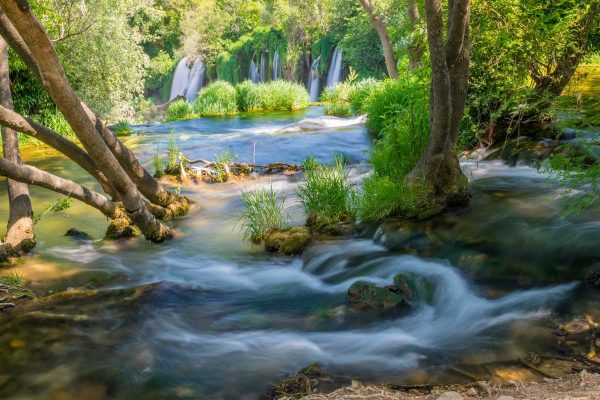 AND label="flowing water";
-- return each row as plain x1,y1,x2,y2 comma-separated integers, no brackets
308,57,321,102
0,107,598,400
249,61,260,84
326,48,343,88
169,58,206,102
272,47,281,81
